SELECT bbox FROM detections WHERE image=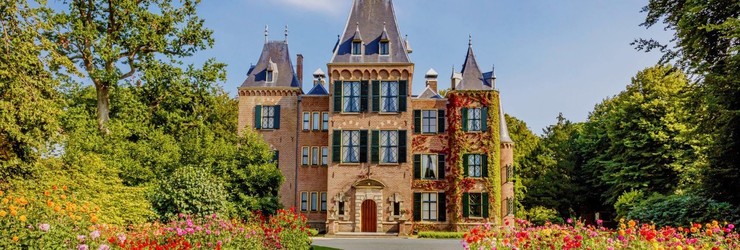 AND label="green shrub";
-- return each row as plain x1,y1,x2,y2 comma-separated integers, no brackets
151,166,232,220
614,190,644,219
628,194,740,227
418,231,466,239
307,228,319,236
525,206,563,226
